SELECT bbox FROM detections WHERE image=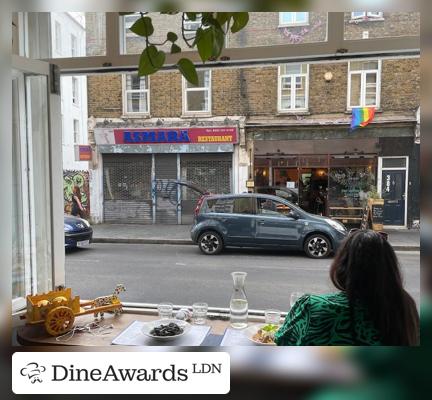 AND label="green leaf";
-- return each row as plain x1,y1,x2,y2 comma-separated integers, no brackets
195,22,225,61
139,45,165,76
231,12,249,33
167,31,178,42
185,12,197,21
170,43,181,54
177,58,198,85
130,16,154,37
216,12,231,26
